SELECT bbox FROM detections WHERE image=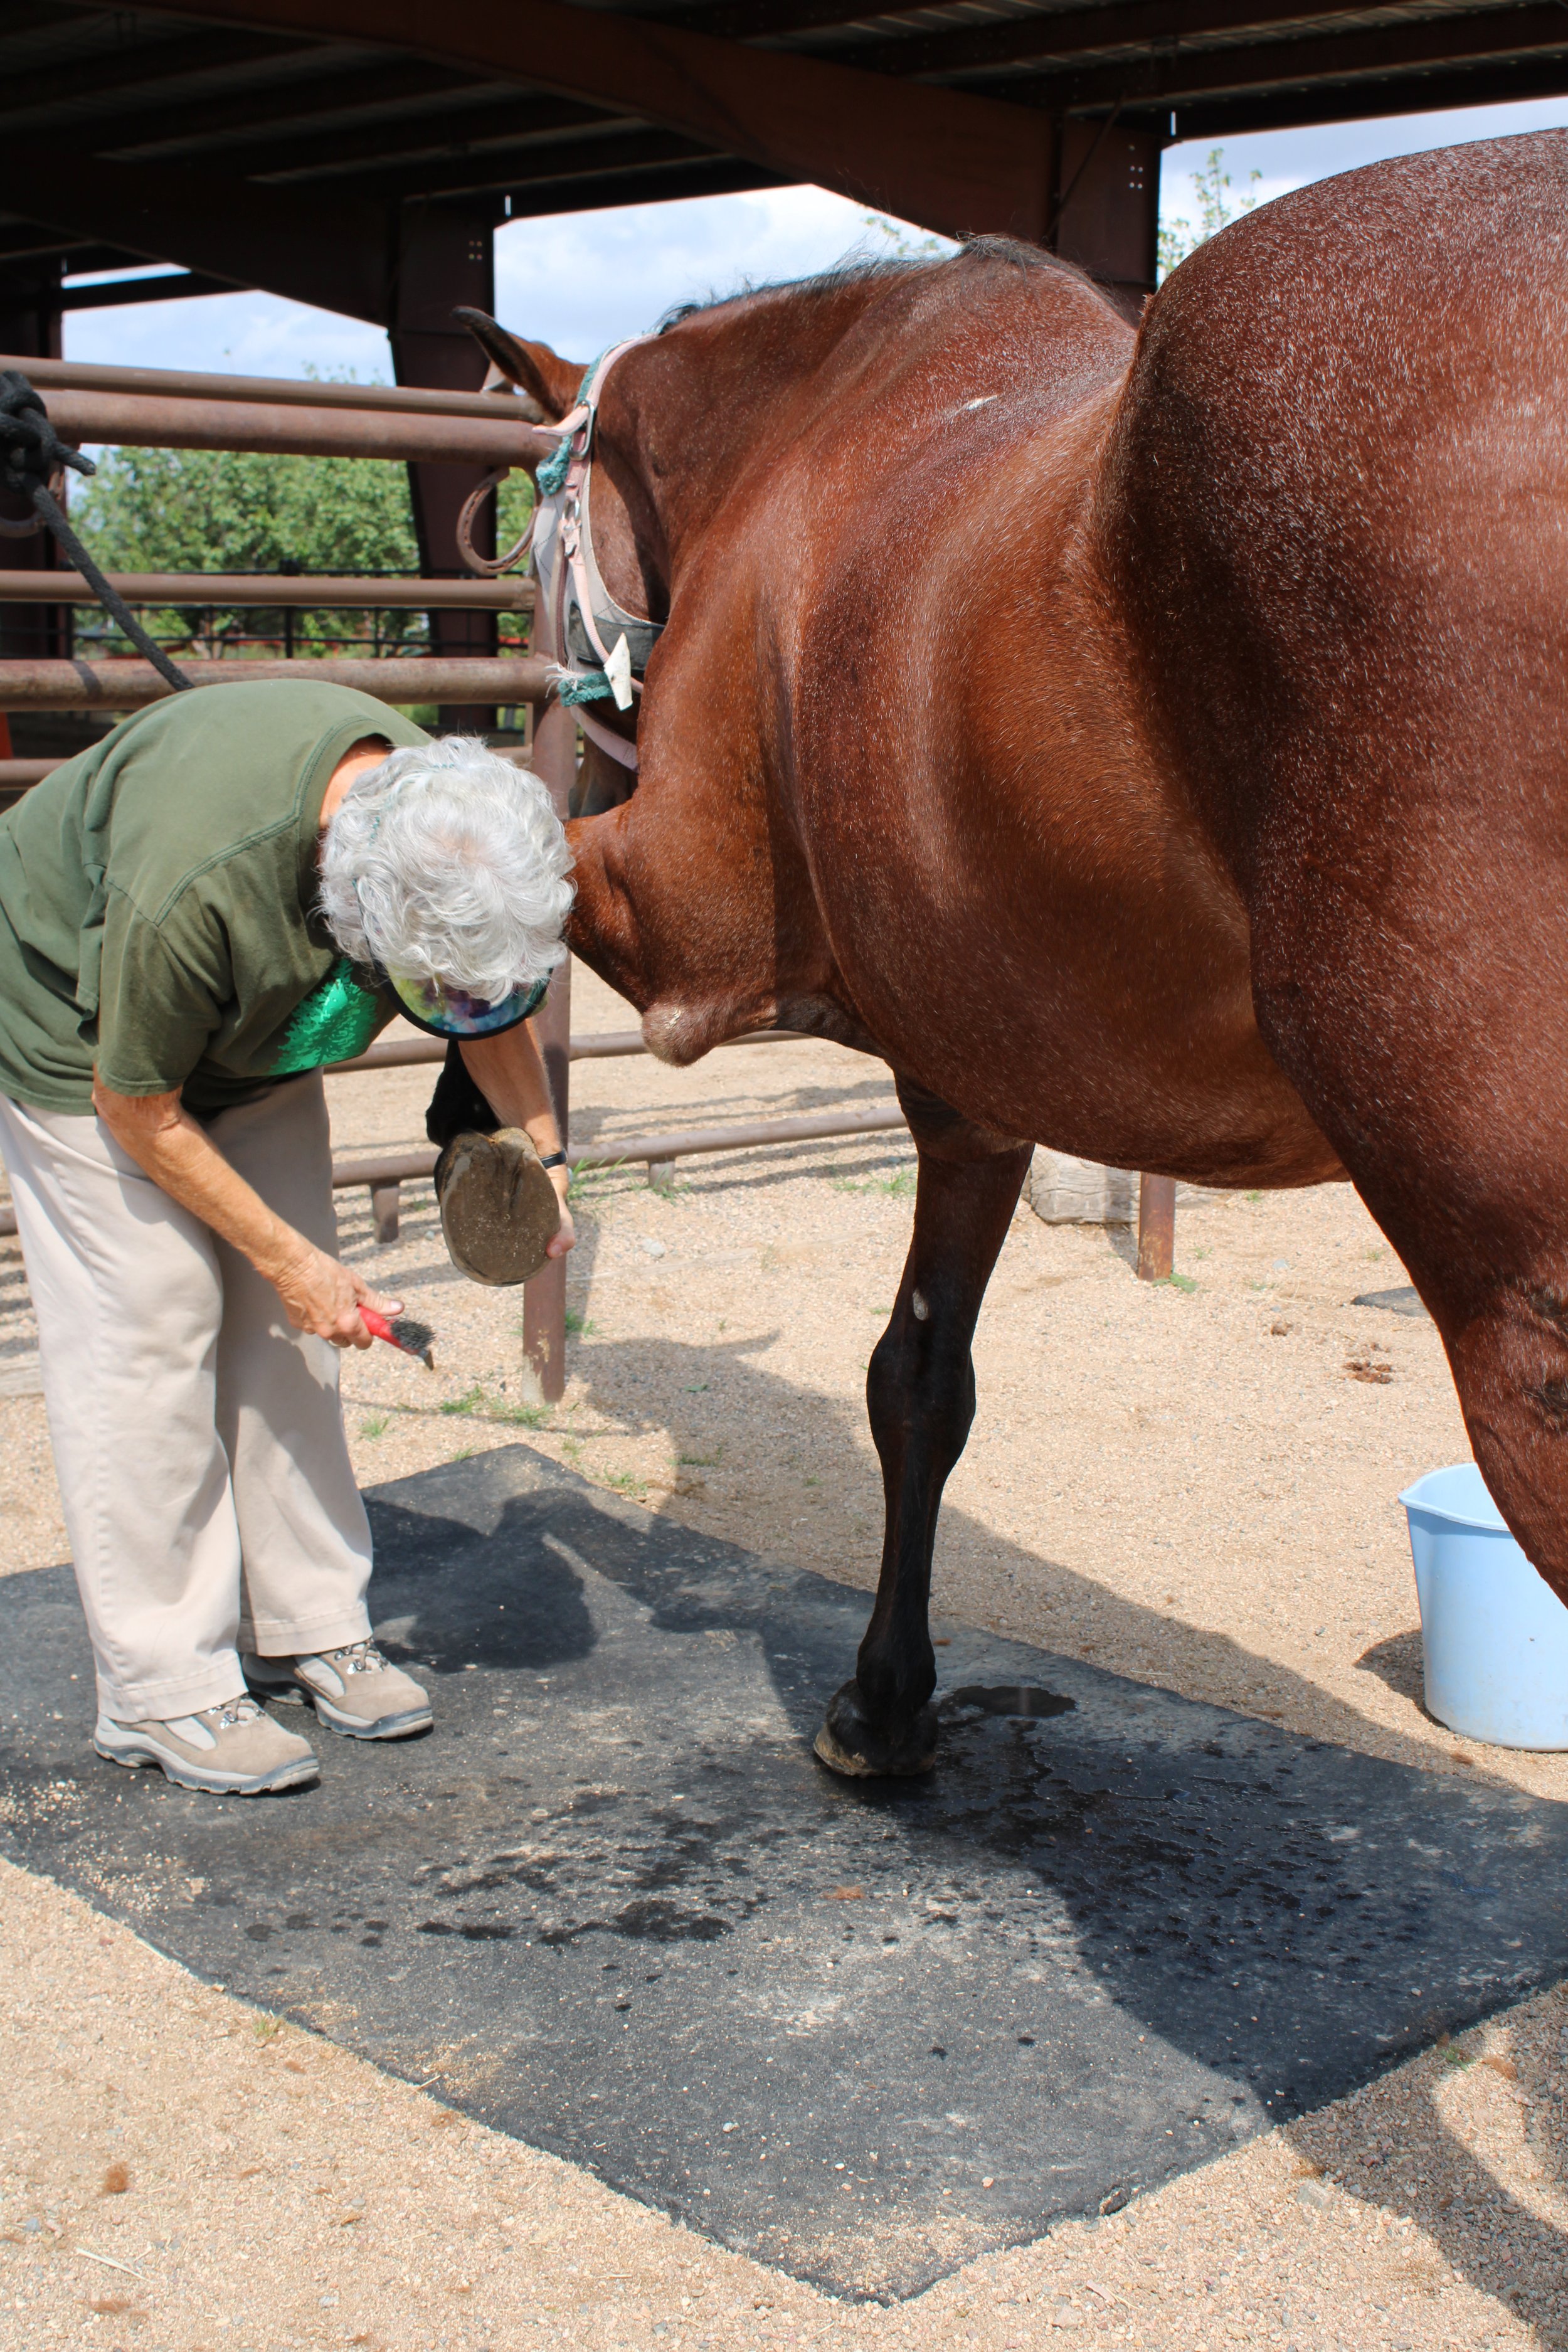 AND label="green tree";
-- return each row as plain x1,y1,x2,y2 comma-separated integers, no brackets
1158,147,1262,283
72,426,535,660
